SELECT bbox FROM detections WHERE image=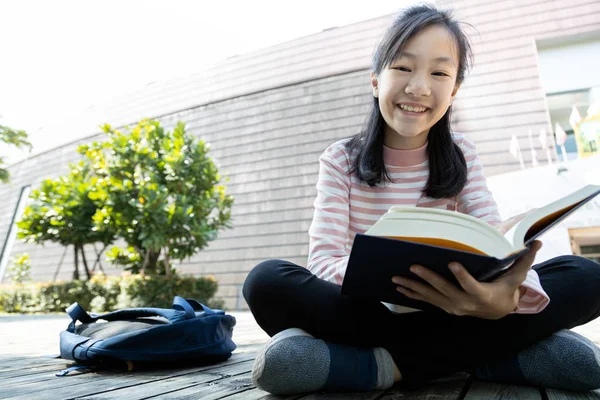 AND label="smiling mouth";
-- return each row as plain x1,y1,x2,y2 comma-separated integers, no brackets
398,104,429,113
